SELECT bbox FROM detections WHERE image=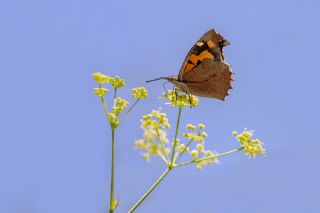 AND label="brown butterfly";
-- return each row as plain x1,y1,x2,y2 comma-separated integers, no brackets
147,29,233,101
